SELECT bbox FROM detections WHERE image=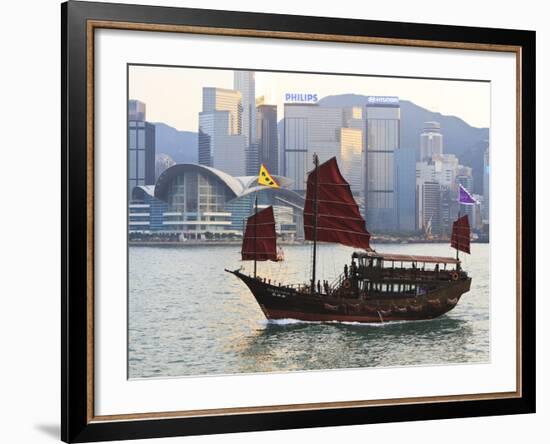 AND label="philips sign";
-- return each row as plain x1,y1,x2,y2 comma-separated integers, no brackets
284,93,319,103
366,96,399,105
